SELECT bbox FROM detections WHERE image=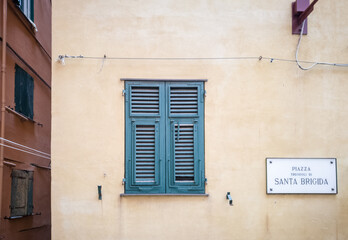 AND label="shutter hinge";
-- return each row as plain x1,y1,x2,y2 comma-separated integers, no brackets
122,89,126,96
122,178,126,185
201,90,206,103
205,178,208,185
